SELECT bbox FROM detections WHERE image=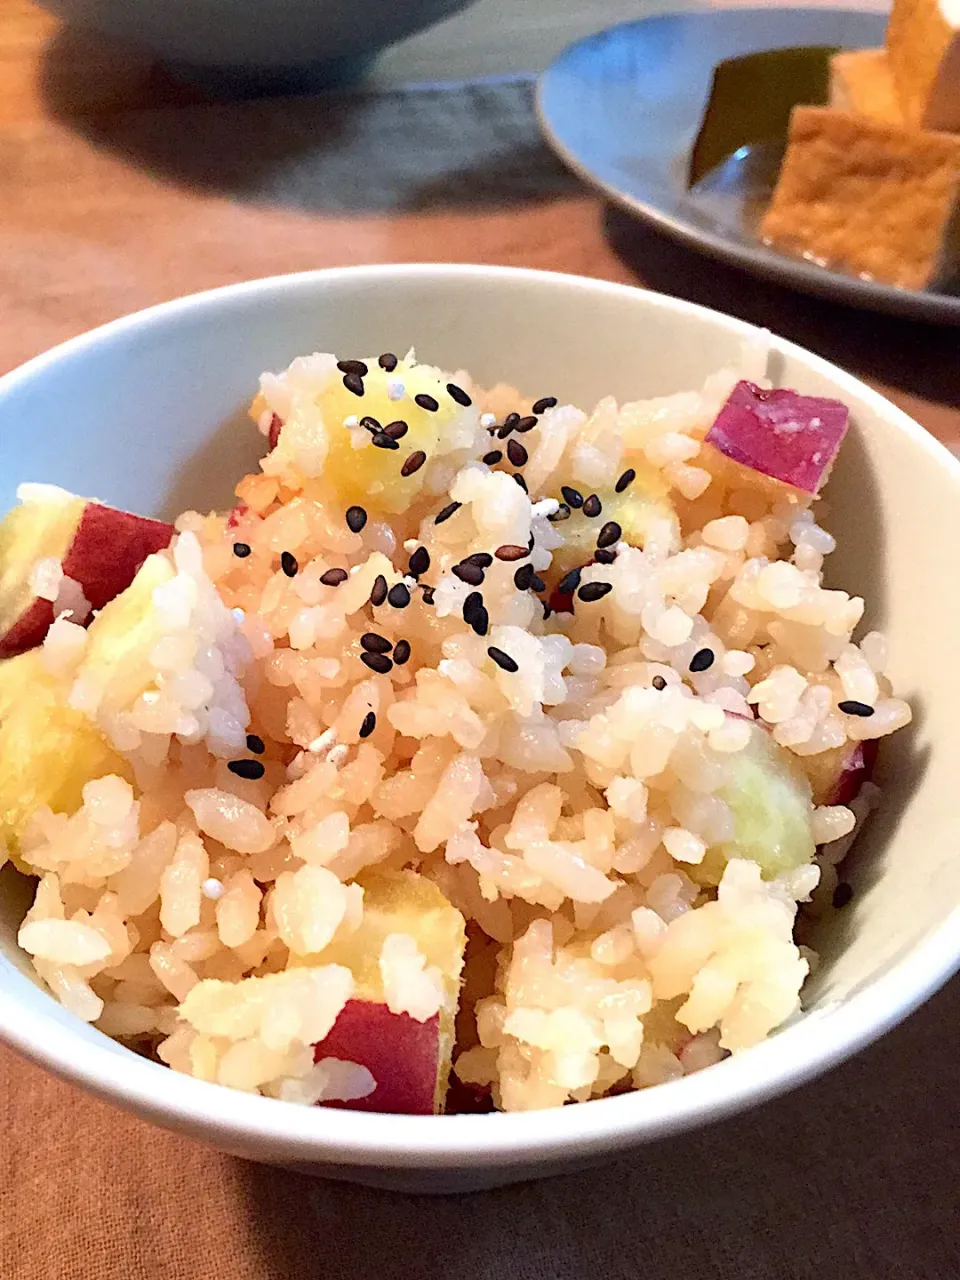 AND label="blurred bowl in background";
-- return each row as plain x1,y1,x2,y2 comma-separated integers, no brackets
37,0,477,94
